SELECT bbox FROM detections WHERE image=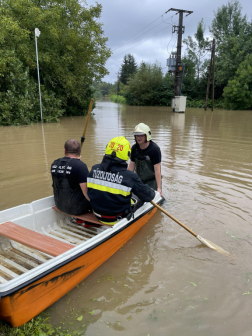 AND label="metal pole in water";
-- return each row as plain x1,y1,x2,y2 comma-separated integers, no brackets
35,28,43,122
